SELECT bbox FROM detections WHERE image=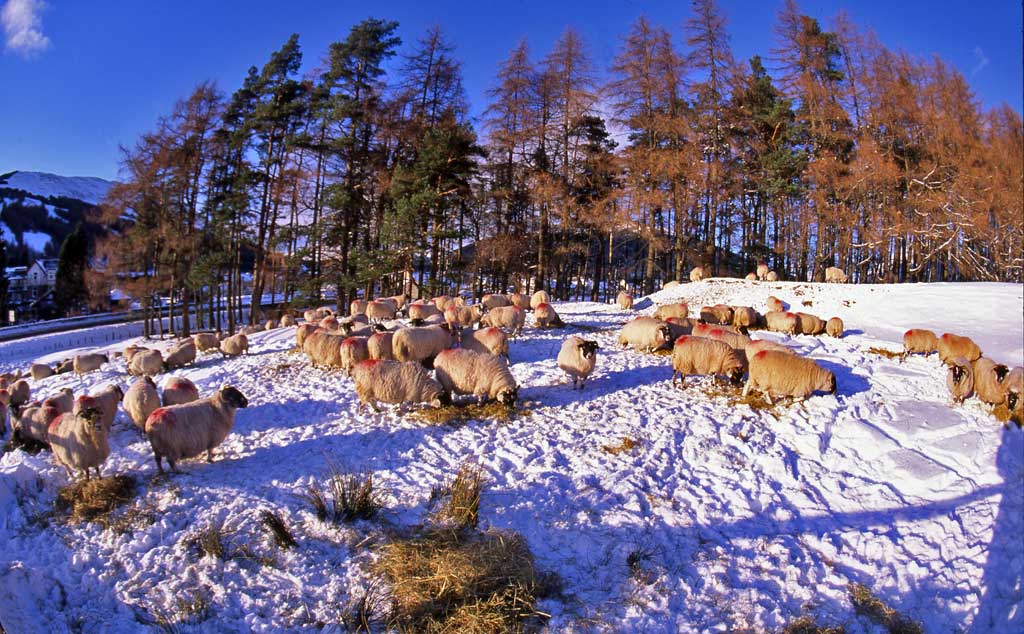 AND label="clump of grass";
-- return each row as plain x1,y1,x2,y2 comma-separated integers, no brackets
848,583,923,634
54,475,137,525
148,589,214,633
651,347,674,356
189,525,227,560
377,528,540,634
782,615,846,634
626,548,654,585
260,509,298,549
302,464,386,524
341,583,389,633
867,347,903,359
431,463,484,530
702,383,779,412
802,300,813,306
602,437,640,455
412,401,530,426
